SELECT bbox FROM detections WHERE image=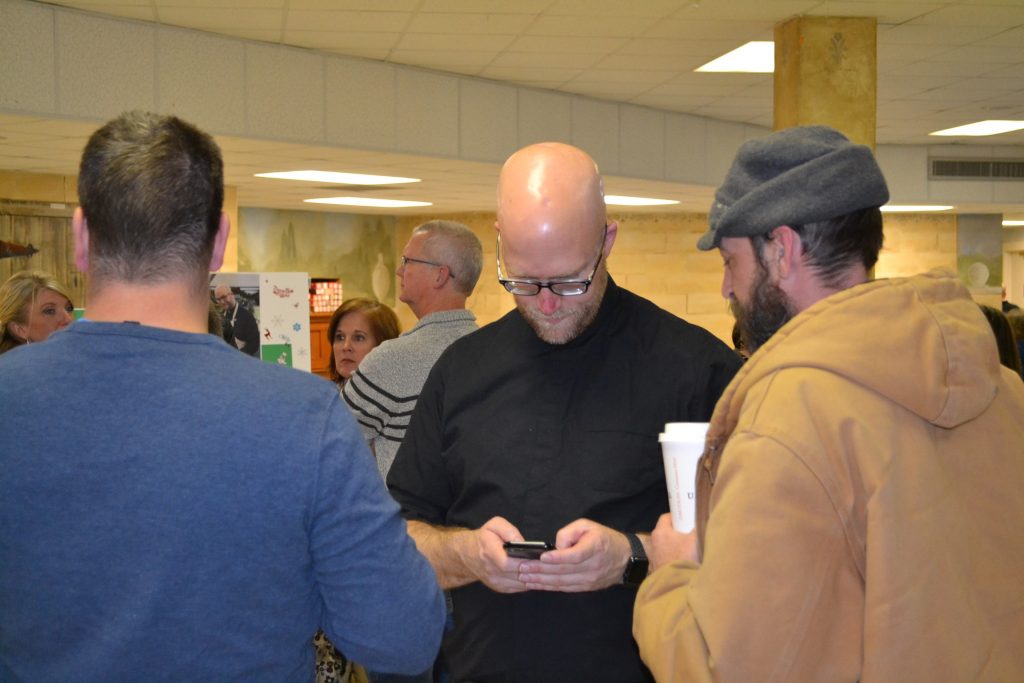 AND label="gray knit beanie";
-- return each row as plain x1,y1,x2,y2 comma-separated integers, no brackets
697,125,890,251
